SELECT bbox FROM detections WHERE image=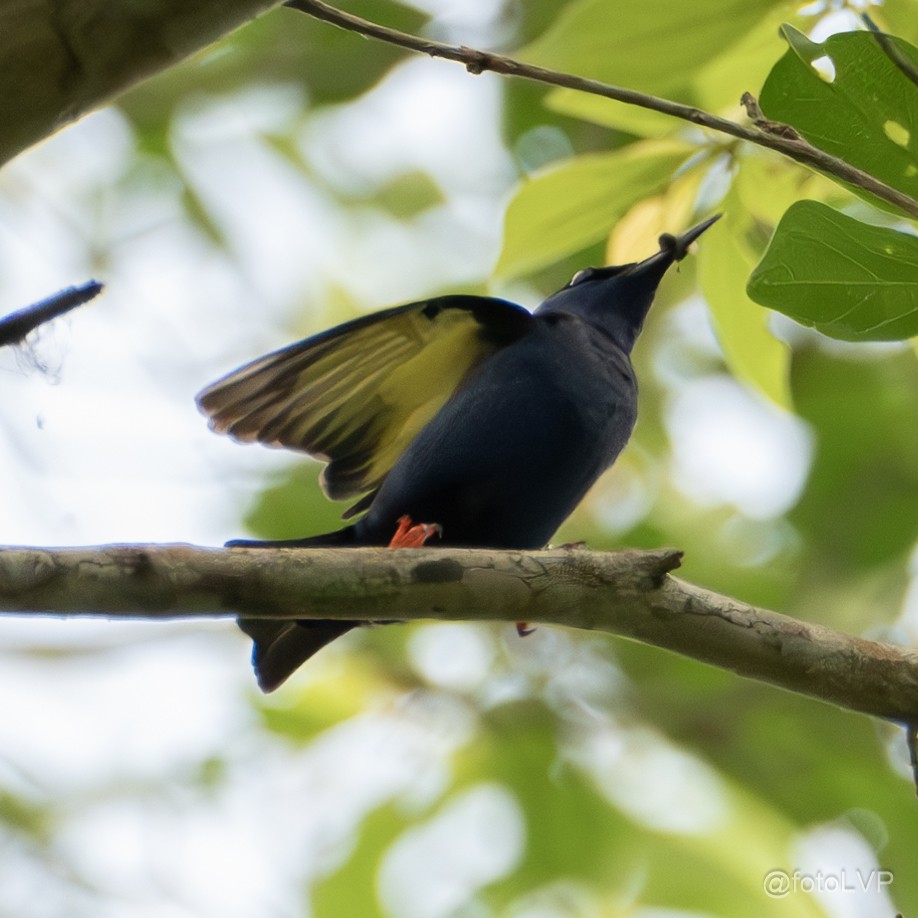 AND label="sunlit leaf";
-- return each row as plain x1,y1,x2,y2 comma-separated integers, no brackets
748,200,918,342
543,88,676,138
691,3,795,113
541,4,792,140
495,140,694,279
733,150,842,226
698,207,791,408
759,26,918,209
521,0,787,97
605,169,704,264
